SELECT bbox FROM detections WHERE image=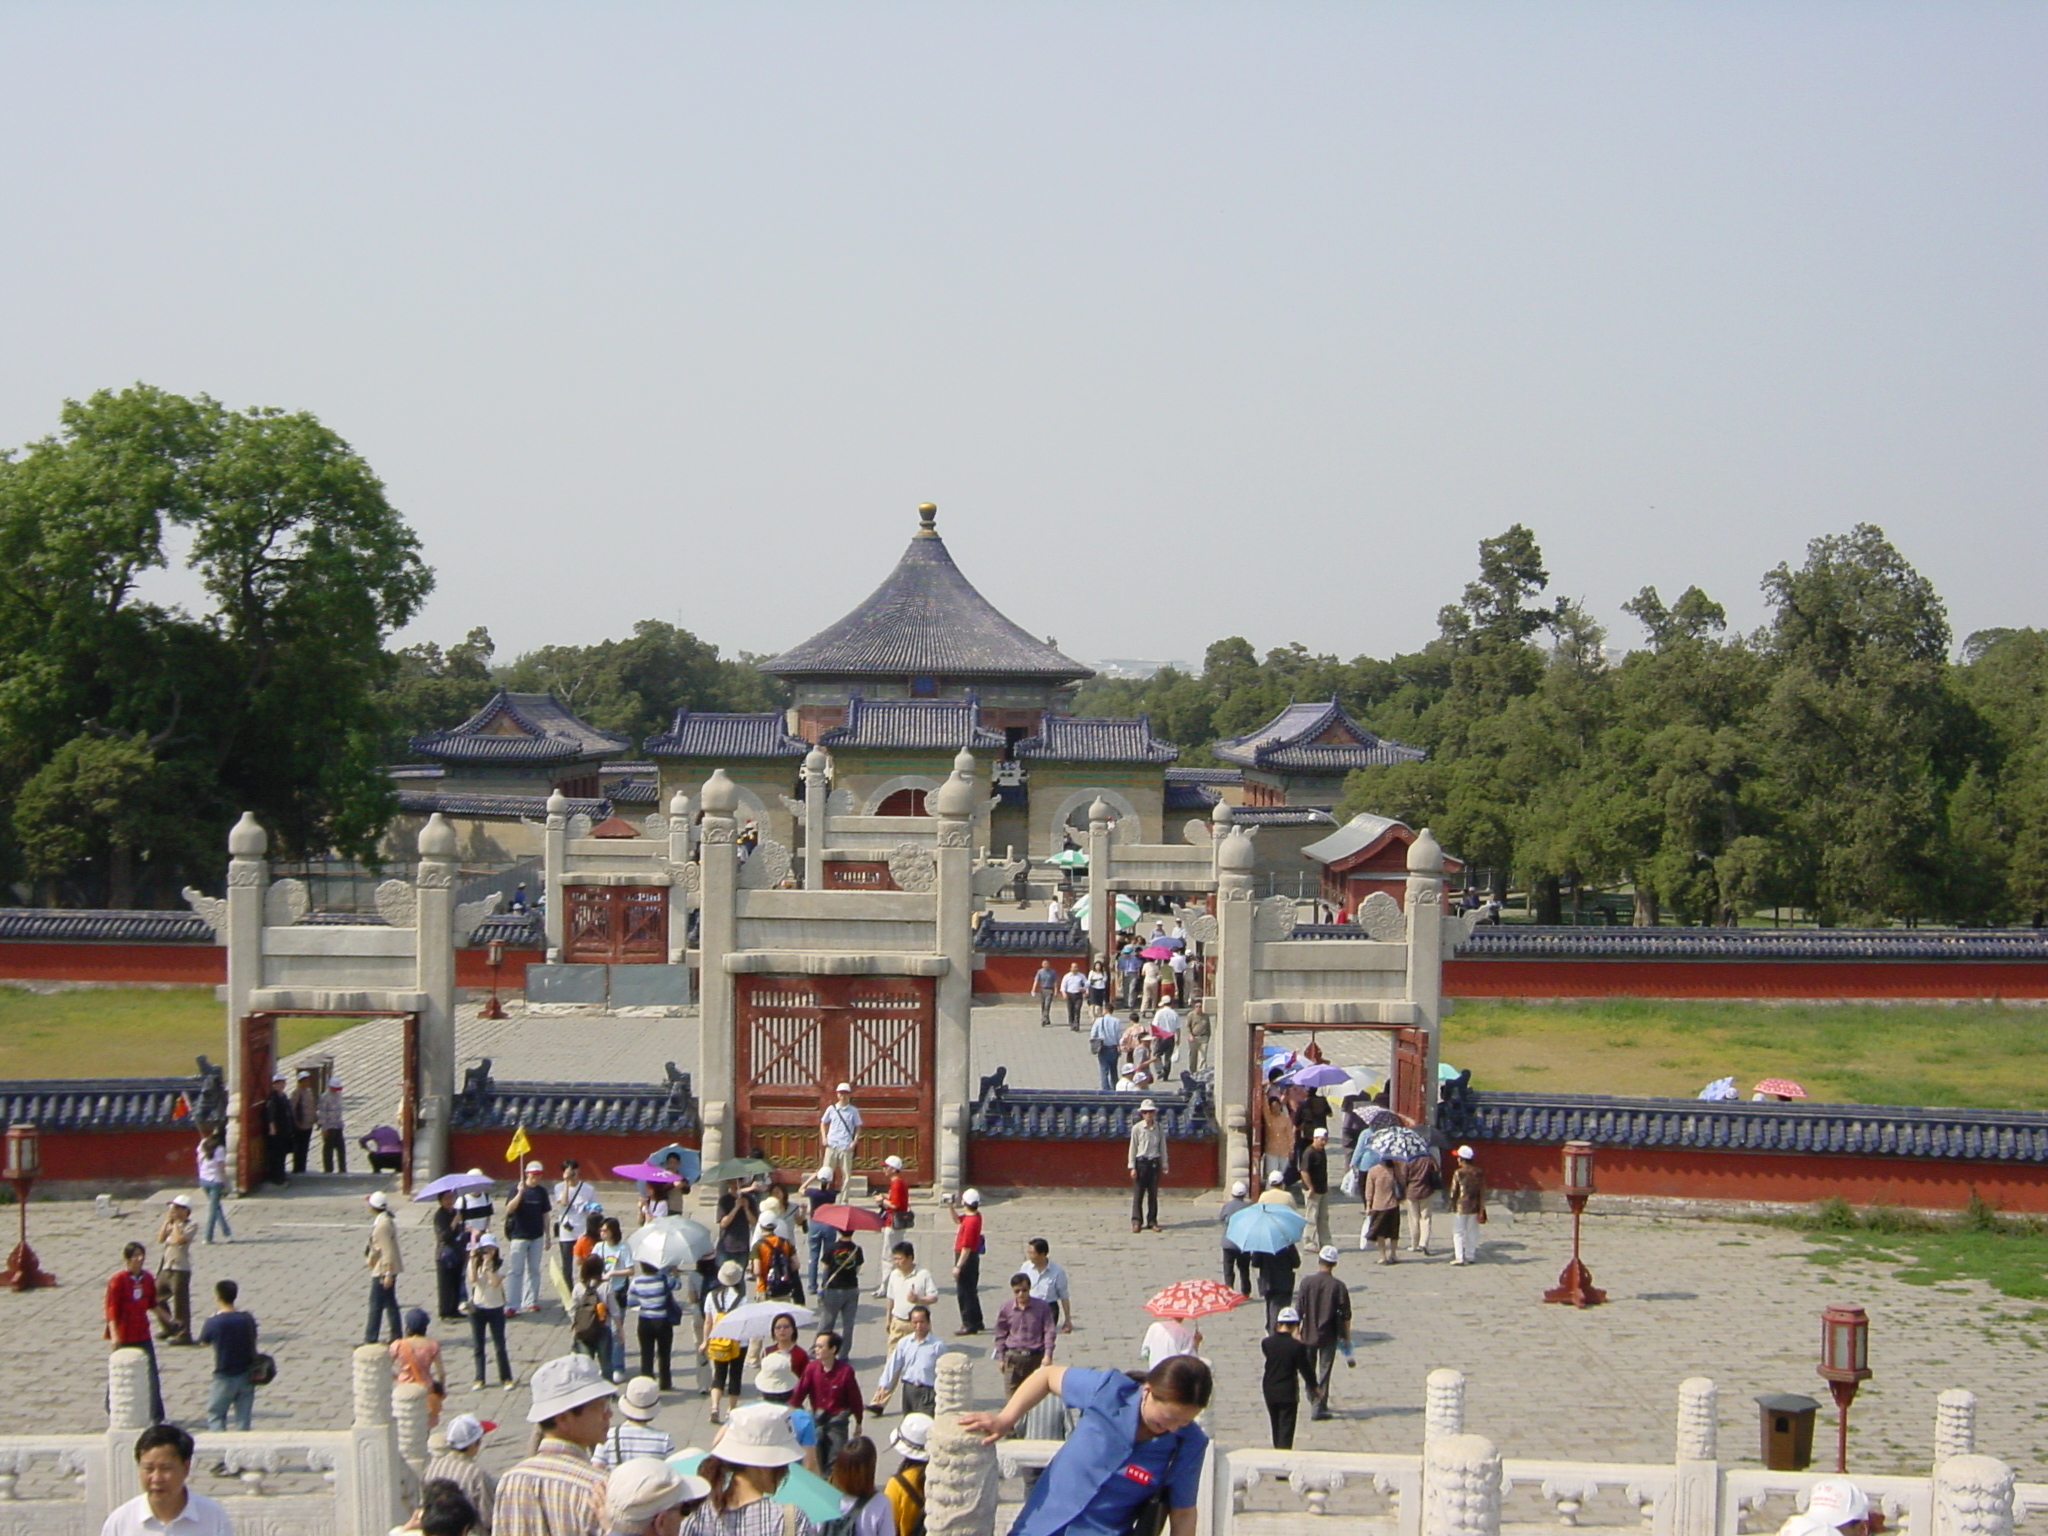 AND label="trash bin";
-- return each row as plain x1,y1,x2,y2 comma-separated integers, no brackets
1757,1393,1820,1471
